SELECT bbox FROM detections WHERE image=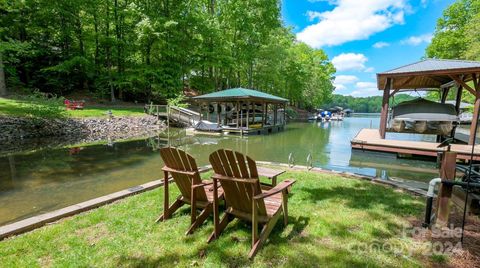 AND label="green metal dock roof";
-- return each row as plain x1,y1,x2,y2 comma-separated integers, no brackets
193,88,288,103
